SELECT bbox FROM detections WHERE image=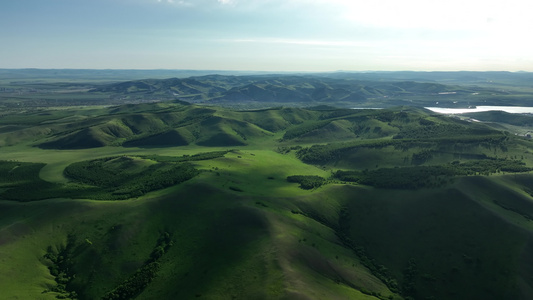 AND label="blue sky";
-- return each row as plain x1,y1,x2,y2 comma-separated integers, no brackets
1,0,532,71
